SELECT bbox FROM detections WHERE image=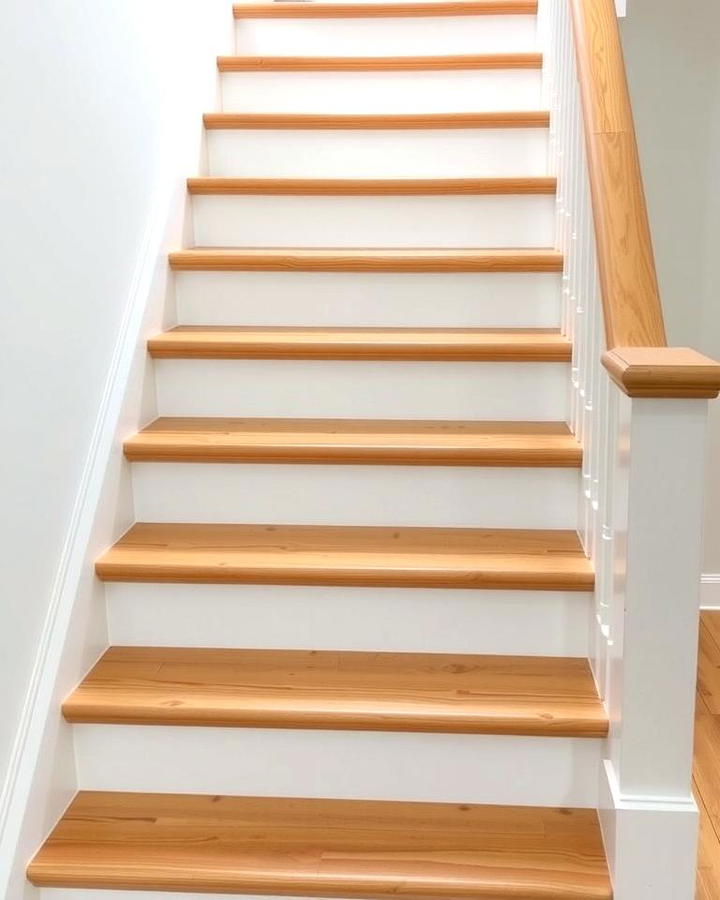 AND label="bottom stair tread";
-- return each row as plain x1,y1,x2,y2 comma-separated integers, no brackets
28,793,612,899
